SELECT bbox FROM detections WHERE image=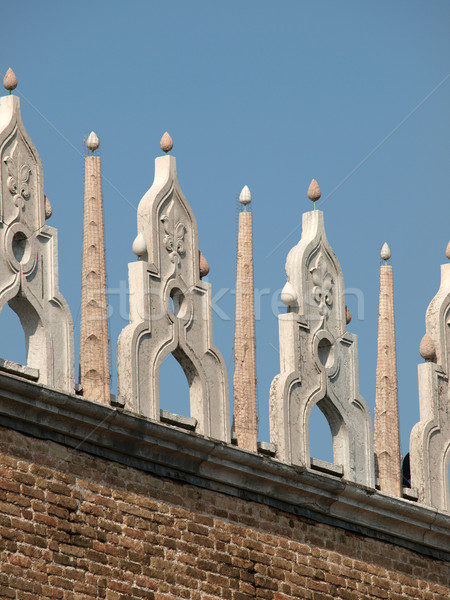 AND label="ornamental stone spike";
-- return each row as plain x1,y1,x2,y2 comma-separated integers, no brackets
269,208,374,487
233,185,257,452
117,144,230,442
374,245,402,497
79,133,110,405
0,93,74,391
410,254,450,511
